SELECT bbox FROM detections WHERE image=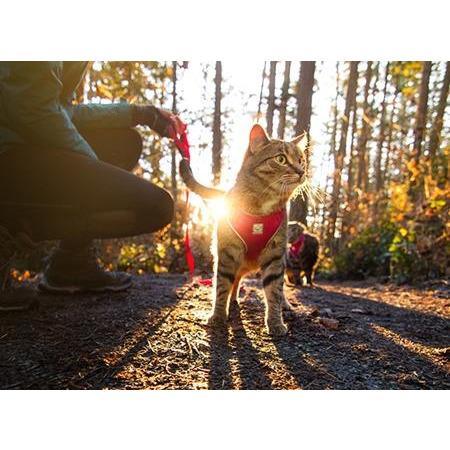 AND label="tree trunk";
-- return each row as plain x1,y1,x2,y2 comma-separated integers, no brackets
257,62,267,121
290,61,316,224
428,61,450,163
374,62,390,192
266,61,277,136
347,61,364,199
382,89,399,187
321,63,340,239
356,61,374,191
212,61,223,186
330,62,340,166
277,61,291,139
413,61,432,162
171,61,178,201
328,61,359,242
